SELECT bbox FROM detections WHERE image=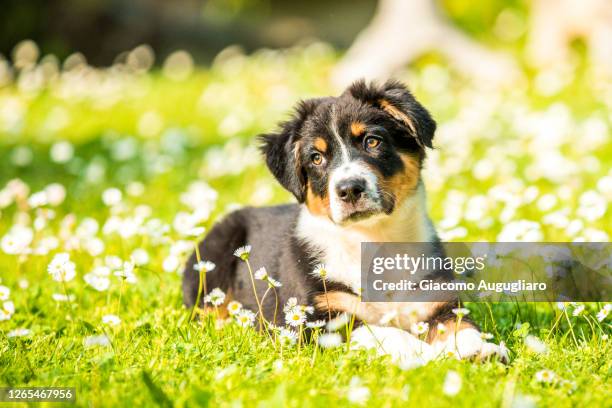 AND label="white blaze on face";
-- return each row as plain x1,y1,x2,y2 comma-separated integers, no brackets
327,106,381,223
